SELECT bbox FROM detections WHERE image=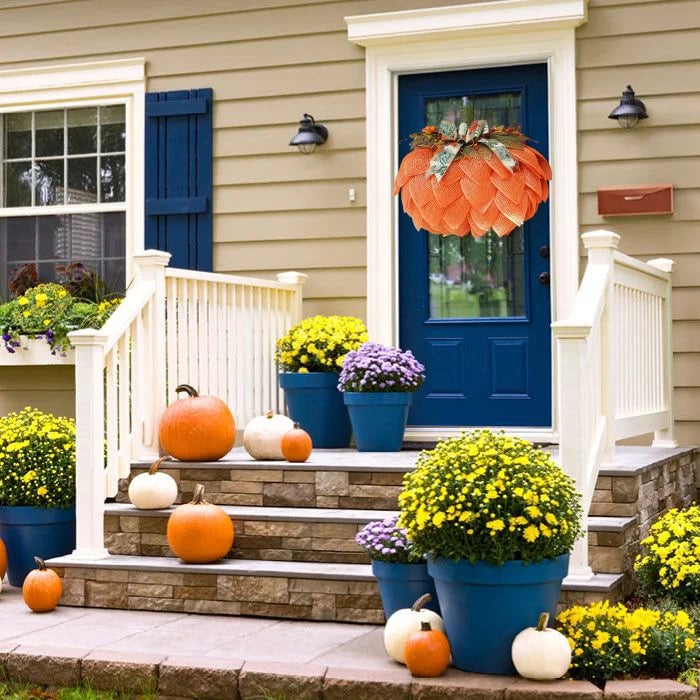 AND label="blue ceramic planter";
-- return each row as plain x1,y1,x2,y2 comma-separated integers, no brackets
372,560,441,618
427,554,569,675
0,505,76,587
279,372,352,448
343,392,412,452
